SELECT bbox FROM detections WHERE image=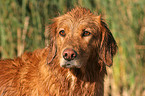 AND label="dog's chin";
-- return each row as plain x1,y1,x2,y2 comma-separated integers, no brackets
60,64,80,68
60,63,81,68
60,59,82,68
